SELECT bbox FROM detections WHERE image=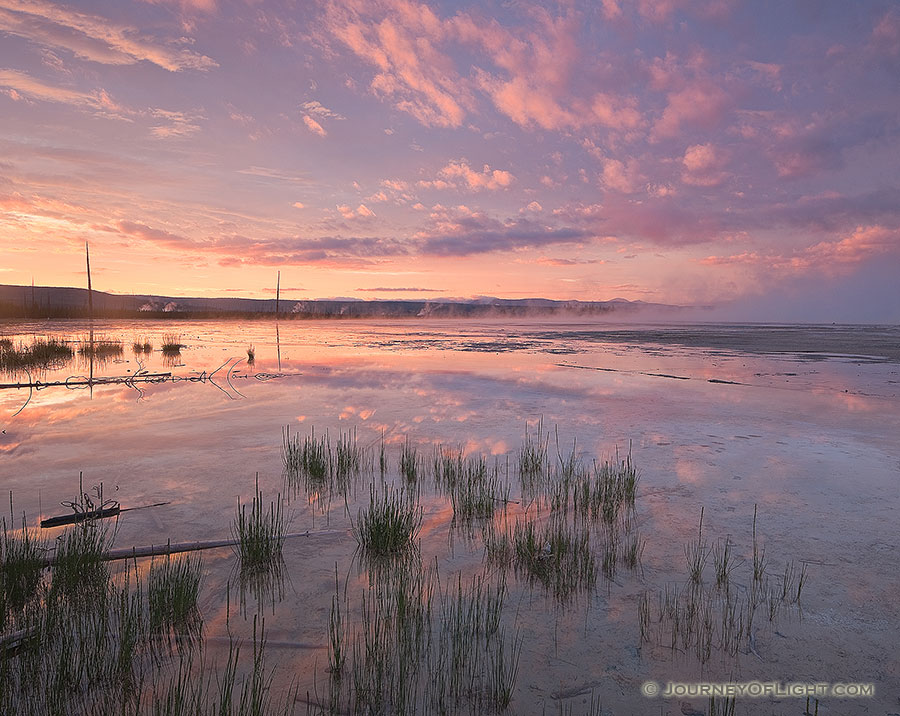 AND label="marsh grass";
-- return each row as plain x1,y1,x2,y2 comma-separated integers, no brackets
2,505,295,716
150,617,295,716
282,427,369,508
161,333,183,354
399,436,419,482
353,485,422,560
0,337,73,372
486,517,595,602
518,419,548,494
643,506,809,665
709,694,736,716
232,476,286,574
572,449,638,525
713,537,740,589
327,567,346,677
0,519,46,627
149,555,202,639
132,337,153,353
77,335,124,358
49,521,112,602
752,504,766,584
623,529,644,571
443,453,509,524
316,561,520,715
684,507,709,584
